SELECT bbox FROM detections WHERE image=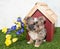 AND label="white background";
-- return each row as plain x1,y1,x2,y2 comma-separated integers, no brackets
0,0,60,29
